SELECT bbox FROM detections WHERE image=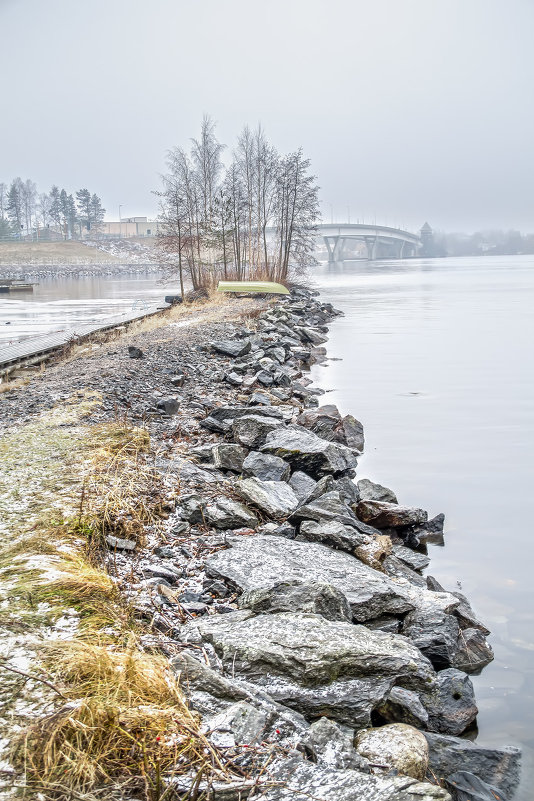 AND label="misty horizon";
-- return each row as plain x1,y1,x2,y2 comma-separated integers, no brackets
1,0,532,234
